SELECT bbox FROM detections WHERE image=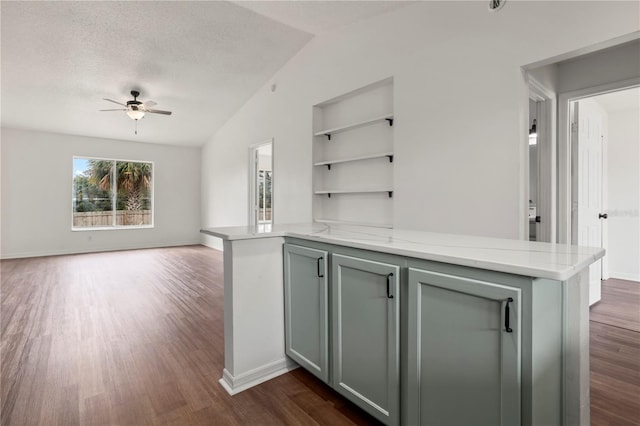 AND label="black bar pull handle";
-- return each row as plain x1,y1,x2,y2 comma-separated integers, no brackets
386,273,394,299
505,297,513,333
317,257,324,278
